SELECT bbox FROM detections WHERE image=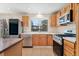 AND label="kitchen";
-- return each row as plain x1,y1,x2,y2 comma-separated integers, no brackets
0,3,78,56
